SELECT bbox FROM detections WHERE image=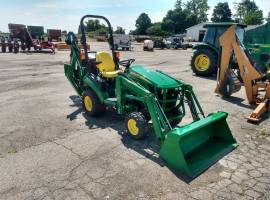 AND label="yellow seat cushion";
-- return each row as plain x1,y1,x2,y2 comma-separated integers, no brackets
96,51,118,78
101,70,120,78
